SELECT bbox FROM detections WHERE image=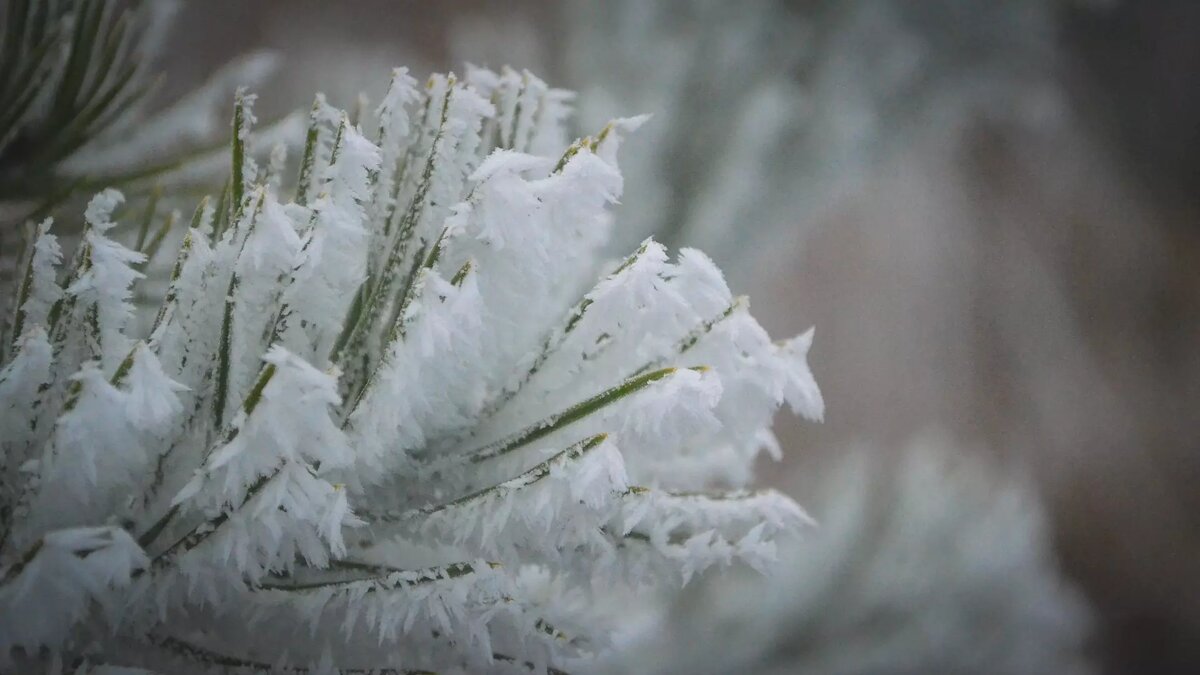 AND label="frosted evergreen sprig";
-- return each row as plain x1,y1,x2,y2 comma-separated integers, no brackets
0,65,823,673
